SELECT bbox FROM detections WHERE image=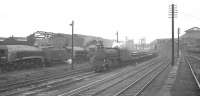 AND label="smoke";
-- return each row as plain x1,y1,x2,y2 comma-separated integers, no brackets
112,41,124,48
